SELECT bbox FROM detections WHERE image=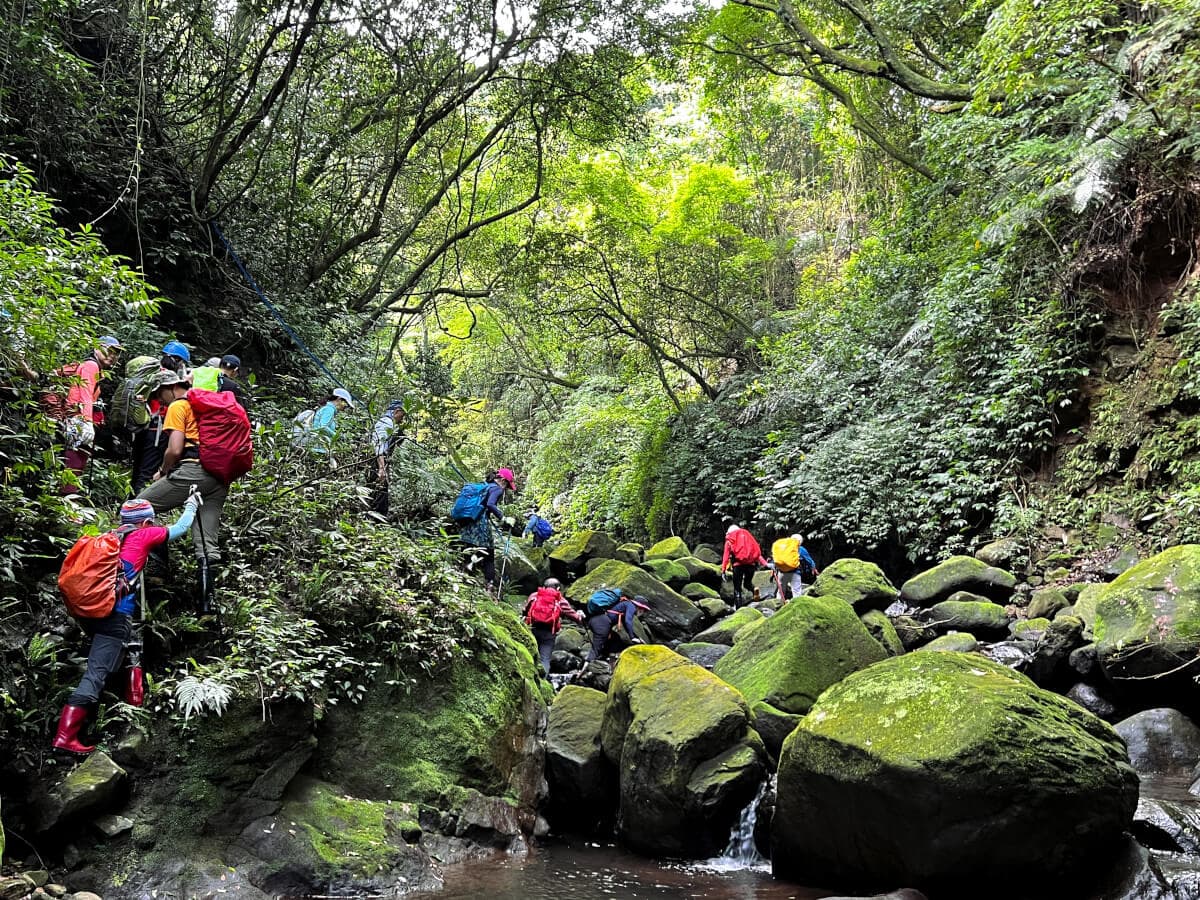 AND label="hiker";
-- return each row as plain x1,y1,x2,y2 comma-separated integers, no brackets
135,368,231,613
585,588,648,661
160,340,191,375
297,388,354,454
522,509,553,547
523,577,583,675
42,335,123,498
458,467,517,596
721,524,769,606
217,354,252,413
129,368,184,495
52,494,203,753
369,399,406,517
772,532,819,599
